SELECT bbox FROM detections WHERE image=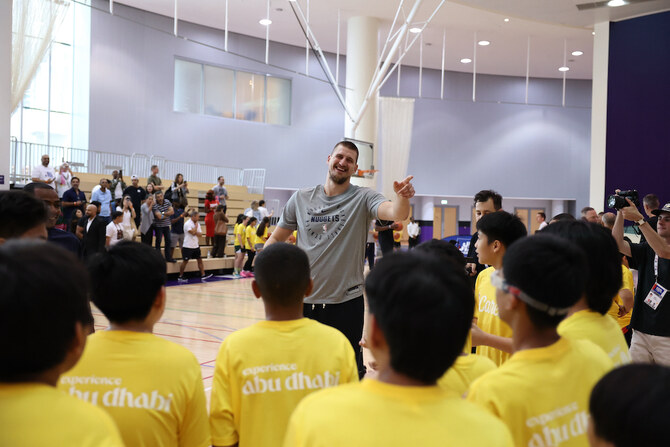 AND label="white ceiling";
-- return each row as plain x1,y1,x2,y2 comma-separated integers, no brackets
115,0,670,79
